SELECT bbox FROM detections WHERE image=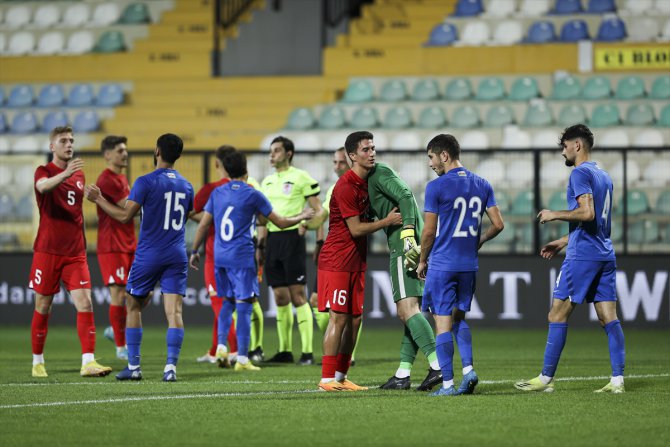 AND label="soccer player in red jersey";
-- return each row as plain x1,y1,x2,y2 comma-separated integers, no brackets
317,131,402,391
95,135,137,361
189,145,239,367
29,126,112,378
